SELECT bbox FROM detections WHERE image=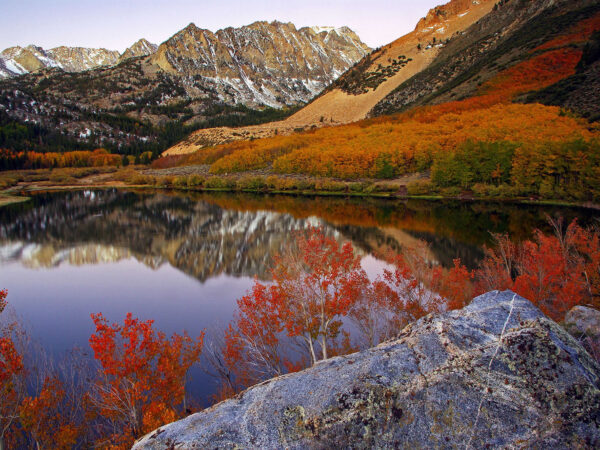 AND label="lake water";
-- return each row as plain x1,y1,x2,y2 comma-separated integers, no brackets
0,189,595,404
